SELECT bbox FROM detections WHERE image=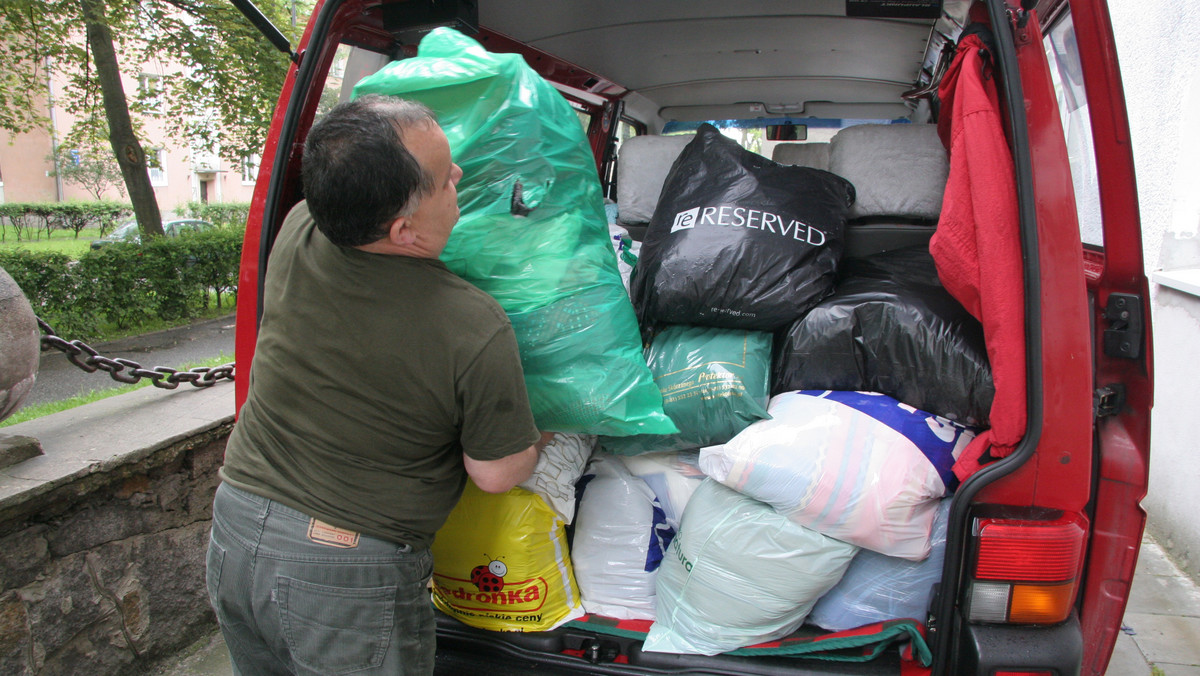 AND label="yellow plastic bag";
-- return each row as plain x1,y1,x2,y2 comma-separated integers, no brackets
432,482,584,631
